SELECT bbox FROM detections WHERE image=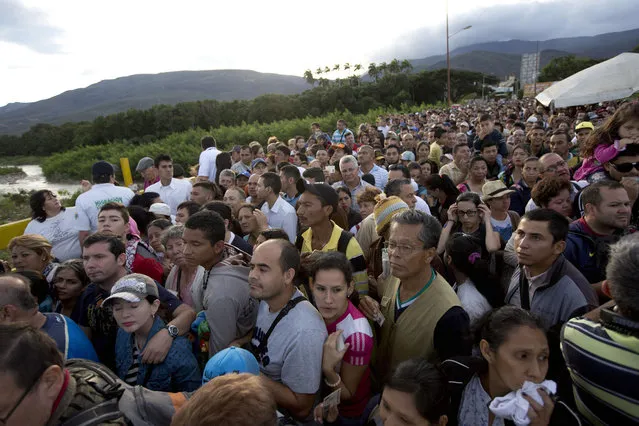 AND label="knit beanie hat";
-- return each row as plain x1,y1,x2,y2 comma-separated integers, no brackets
374,195,409,236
